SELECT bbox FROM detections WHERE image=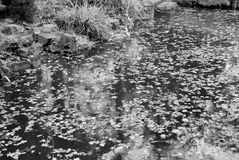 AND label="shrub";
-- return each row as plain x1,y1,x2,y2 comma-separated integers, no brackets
56,3,111,40
1,0,37,23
